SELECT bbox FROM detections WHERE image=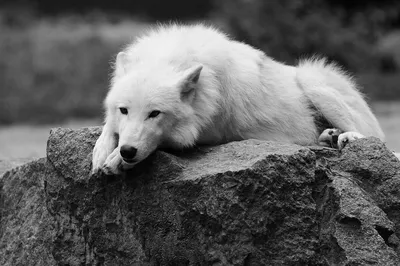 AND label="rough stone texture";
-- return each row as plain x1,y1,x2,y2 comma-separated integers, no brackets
1,127,400,265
